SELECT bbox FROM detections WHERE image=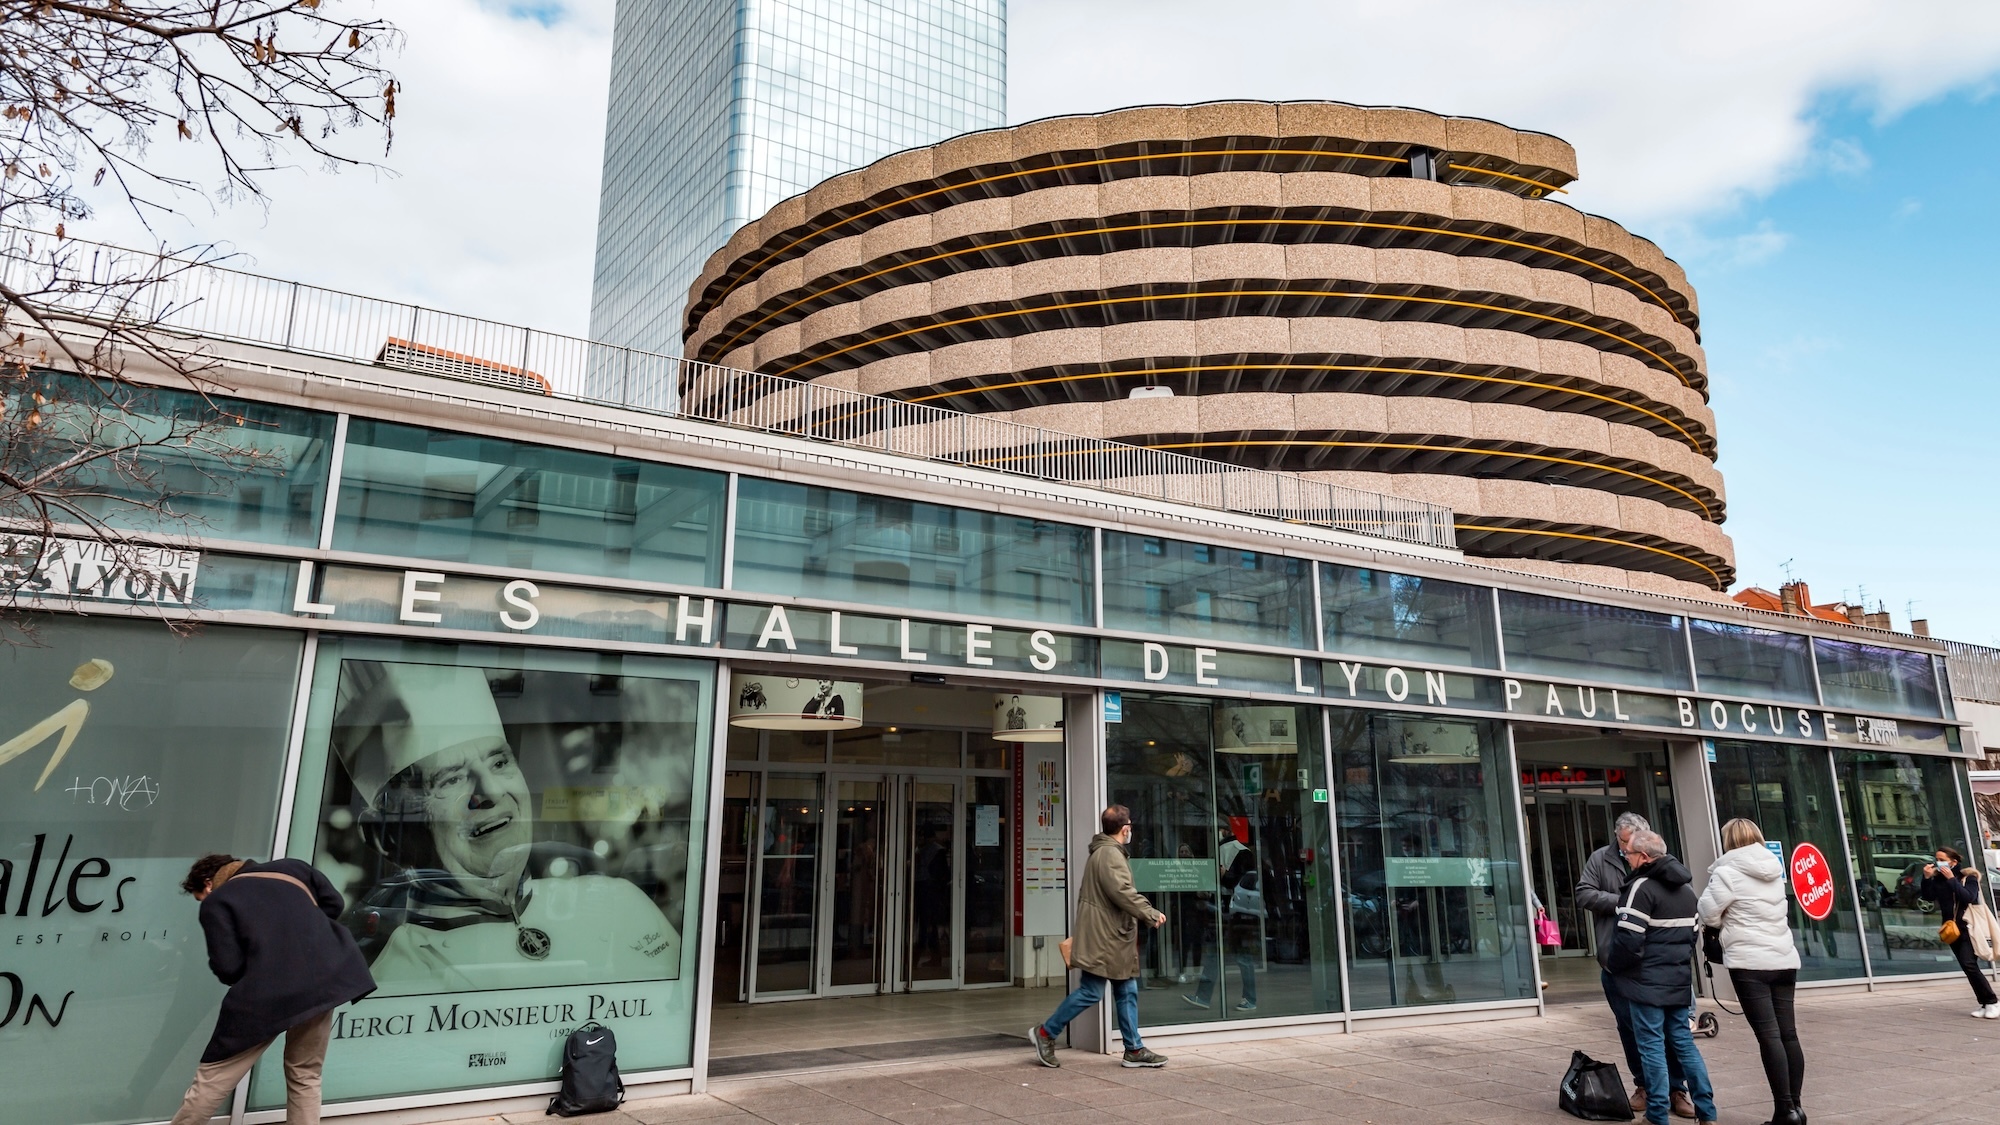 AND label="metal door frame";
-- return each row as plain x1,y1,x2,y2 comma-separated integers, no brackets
818,770,893,997
900,773,966,992
743,771,825,1002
